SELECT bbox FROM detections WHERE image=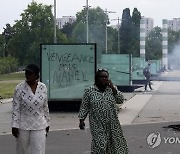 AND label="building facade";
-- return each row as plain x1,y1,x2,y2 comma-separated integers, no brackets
141,17,154,36
168,18,180,31
56,16,76,29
